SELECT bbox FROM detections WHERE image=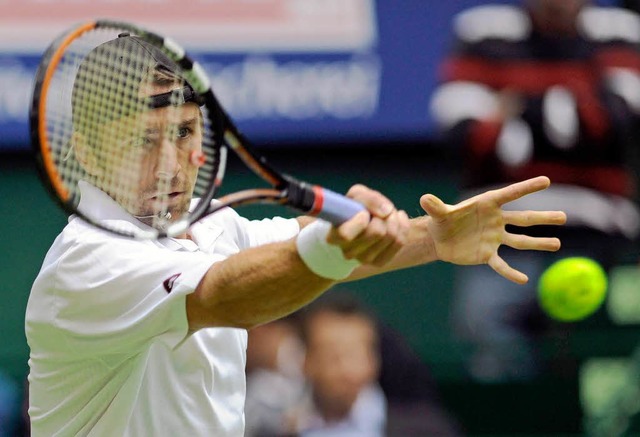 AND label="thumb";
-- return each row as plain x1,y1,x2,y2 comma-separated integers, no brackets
420,194,448,219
